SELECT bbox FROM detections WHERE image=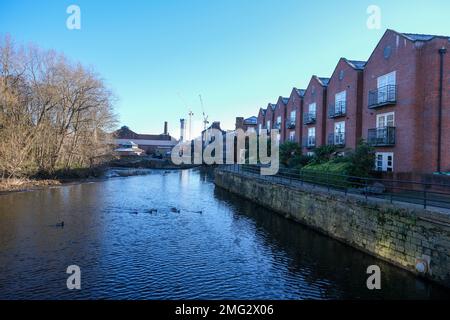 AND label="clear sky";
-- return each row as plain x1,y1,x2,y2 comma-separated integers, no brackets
1,0,449,139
